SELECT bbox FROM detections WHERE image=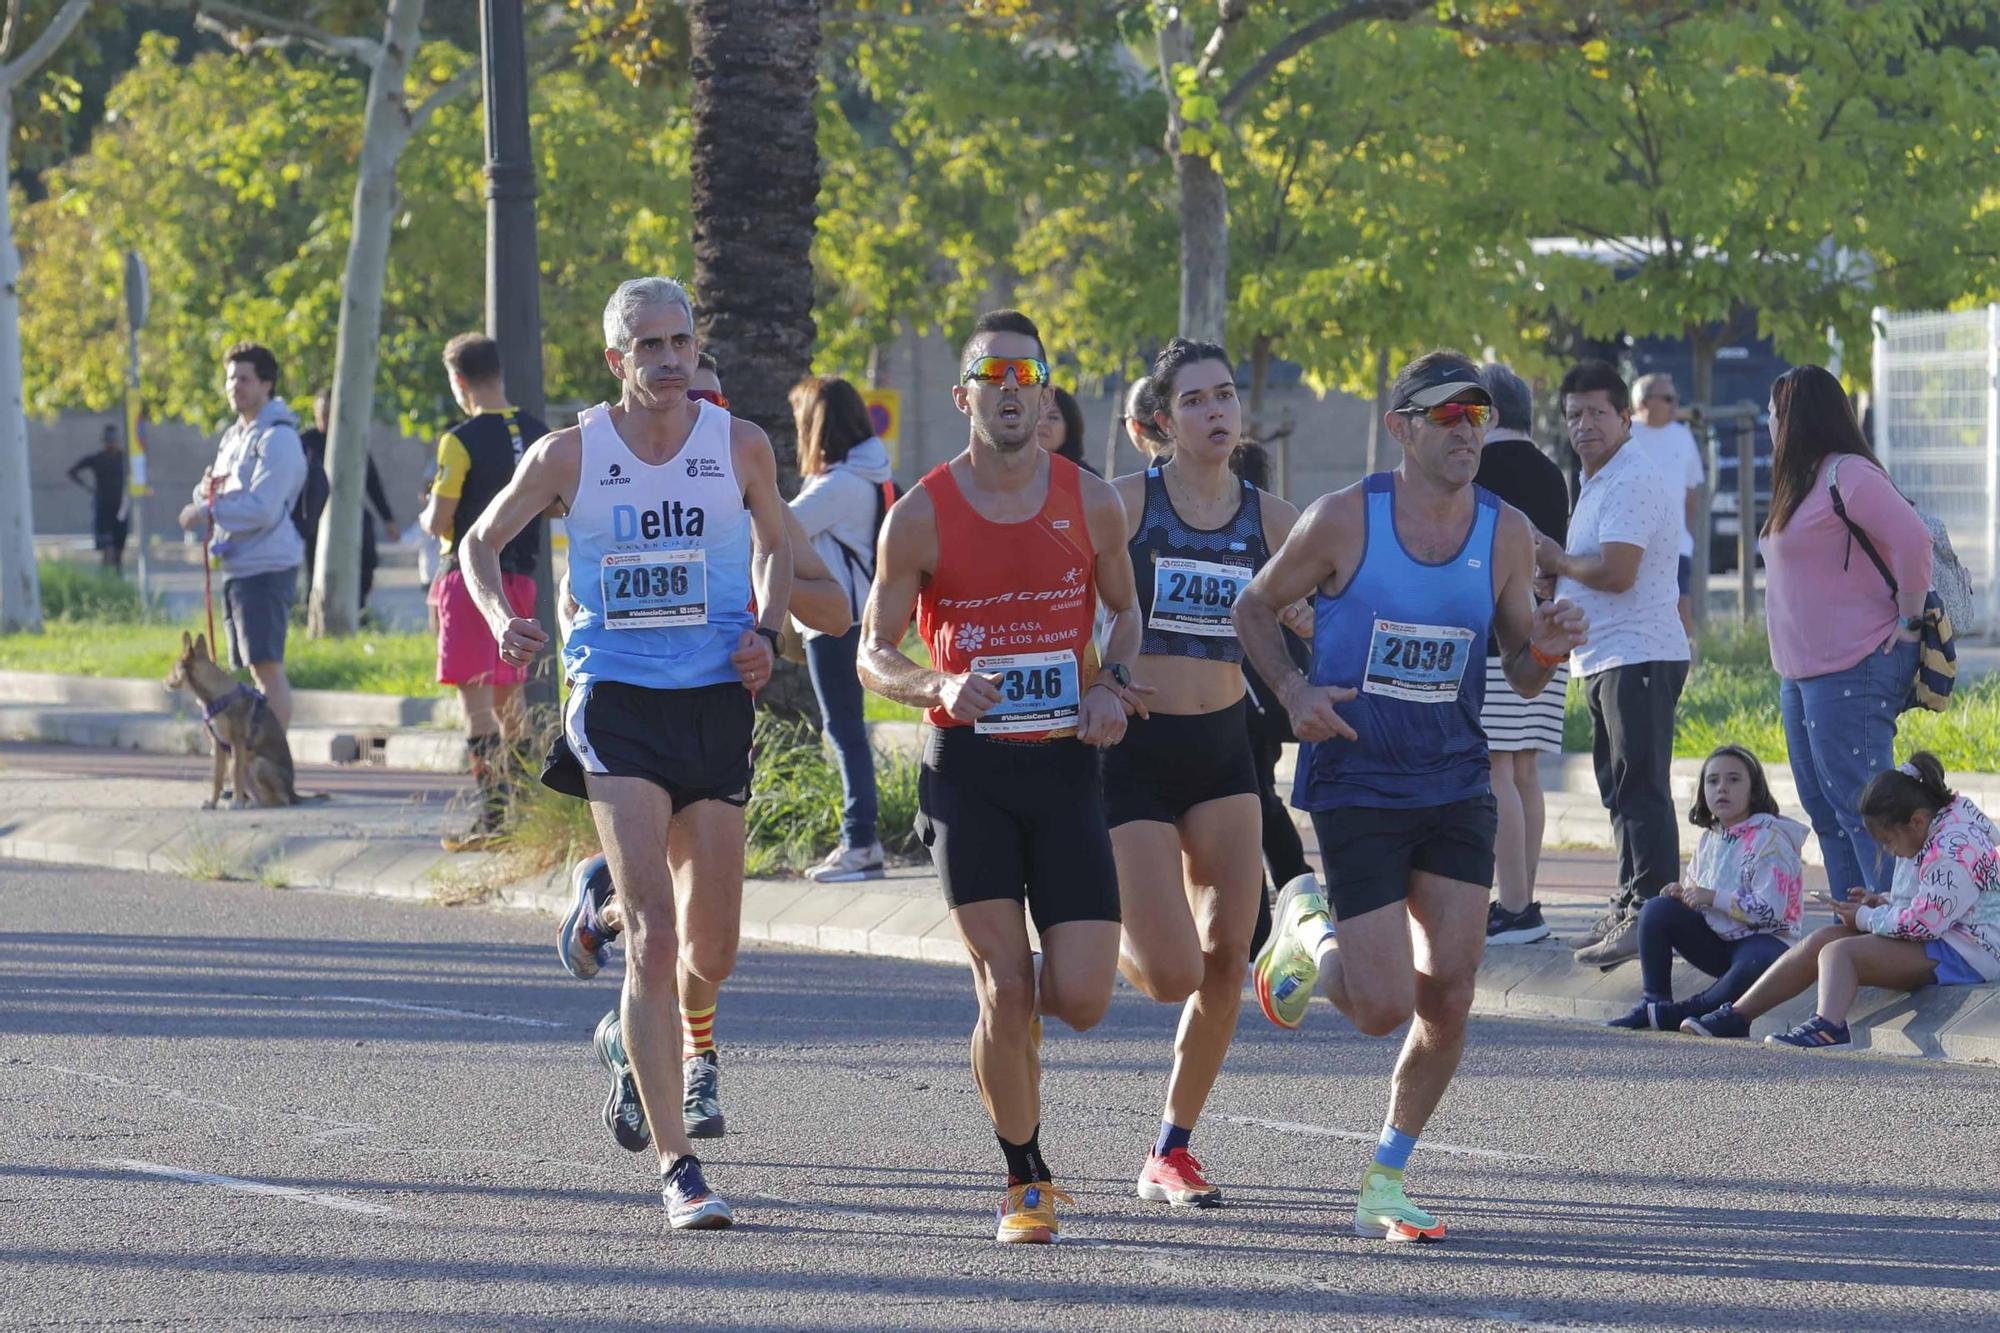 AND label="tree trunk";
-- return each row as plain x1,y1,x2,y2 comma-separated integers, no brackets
0,92,41,634
1247,331,1271,443
1364,347,1389,475
311,0,422,638
690,0,820,718
1156,16,1226,343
